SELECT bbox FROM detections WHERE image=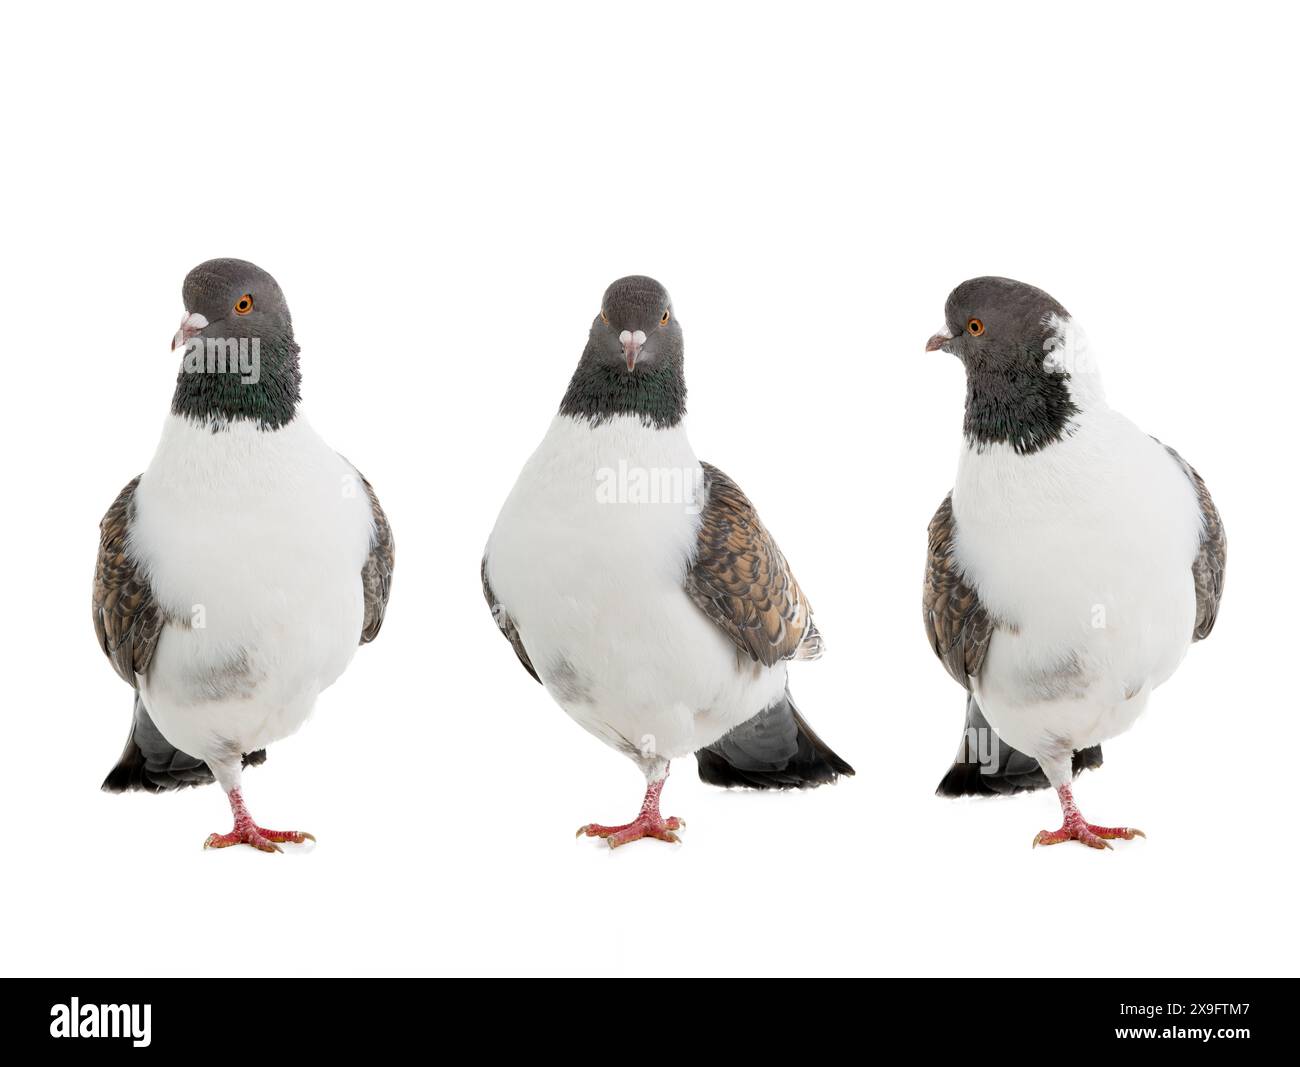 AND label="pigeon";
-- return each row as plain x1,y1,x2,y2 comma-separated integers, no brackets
922,276,1225,848
93,258,394,851
483,276,852,847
